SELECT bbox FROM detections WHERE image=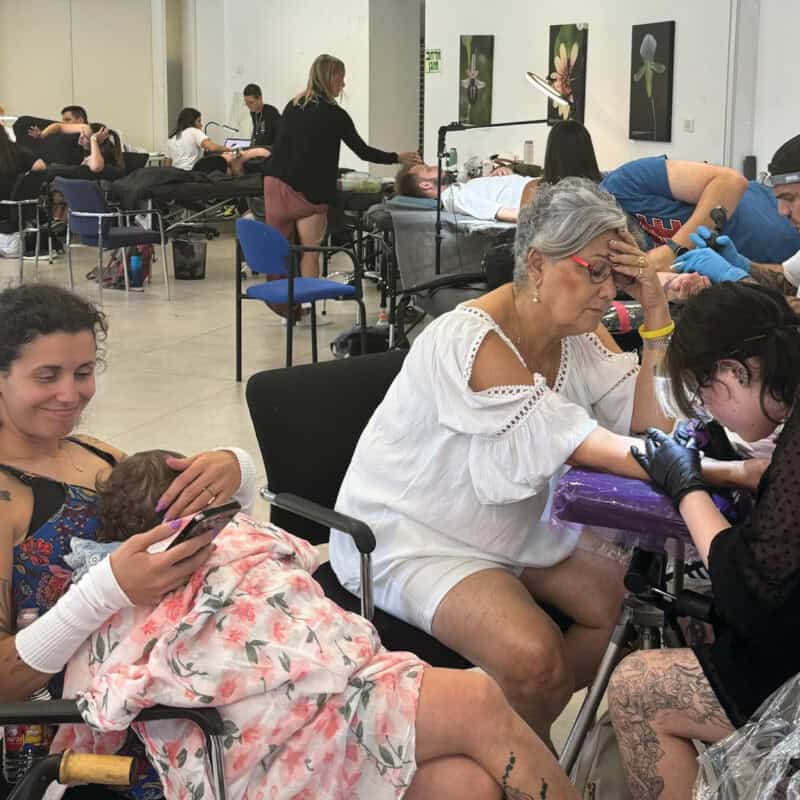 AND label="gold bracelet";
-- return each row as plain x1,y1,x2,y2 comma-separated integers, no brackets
638,320,675,340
